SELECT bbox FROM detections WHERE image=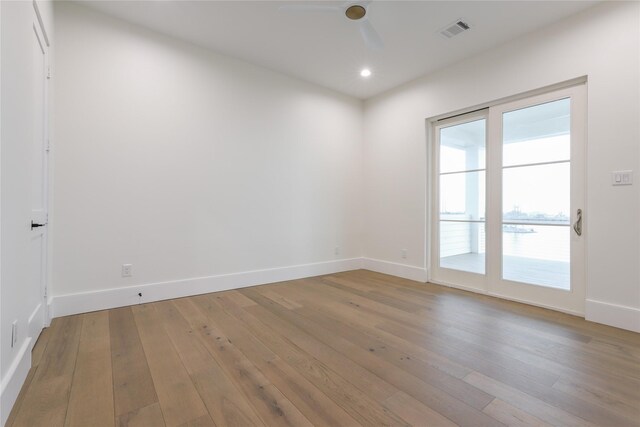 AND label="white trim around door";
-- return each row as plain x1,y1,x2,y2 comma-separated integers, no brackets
429,84,587,316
